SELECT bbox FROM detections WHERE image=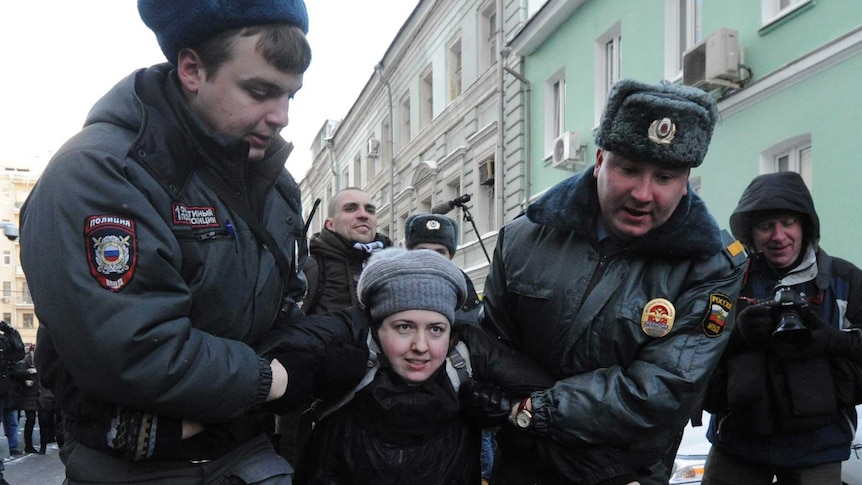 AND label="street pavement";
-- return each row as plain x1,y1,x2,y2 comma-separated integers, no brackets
4,444,65,484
